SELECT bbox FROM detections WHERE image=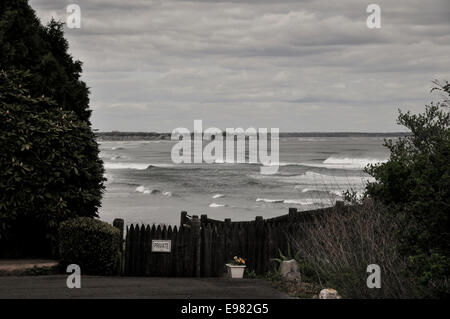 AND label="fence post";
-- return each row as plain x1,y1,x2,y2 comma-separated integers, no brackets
255,216,264,274
124,225,130,275
288,208,297,223
201,214,208,226
112,218,125,275
224,218,232,262
180,211,188,227
201,224,212,277
191,215,201,277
